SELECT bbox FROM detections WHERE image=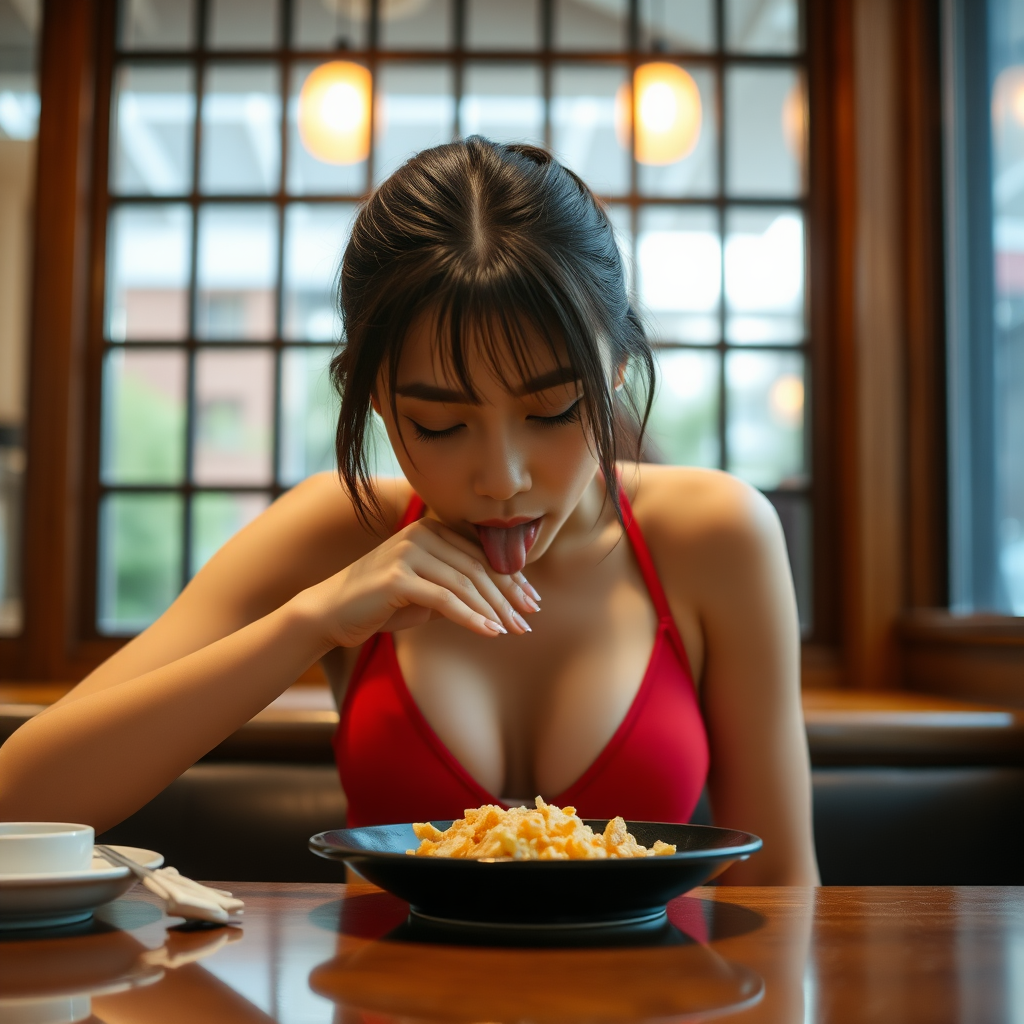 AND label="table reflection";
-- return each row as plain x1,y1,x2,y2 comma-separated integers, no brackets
12,882,1019,1024
309,889,767,1023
